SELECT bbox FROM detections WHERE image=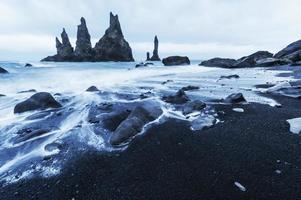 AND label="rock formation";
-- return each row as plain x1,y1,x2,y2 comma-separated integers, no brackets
42,13,134,62
74,17,93,60
93,12,134,62
0,67,8,73
162,56,190,66
146,52,150,61
147,36,160,61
